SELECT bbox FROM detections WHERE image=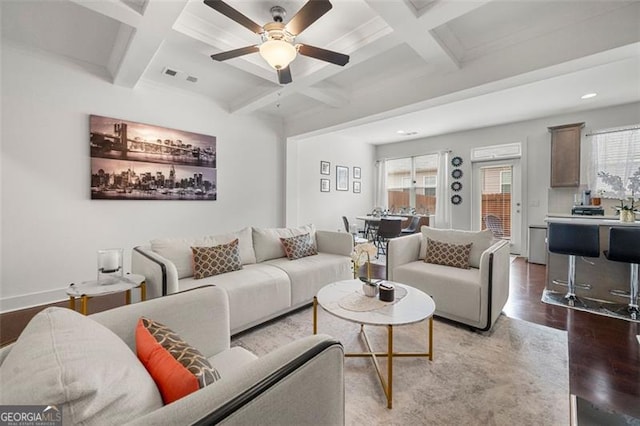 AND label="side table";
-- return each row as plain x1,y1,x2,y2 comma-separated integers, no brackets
66,273,146,315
